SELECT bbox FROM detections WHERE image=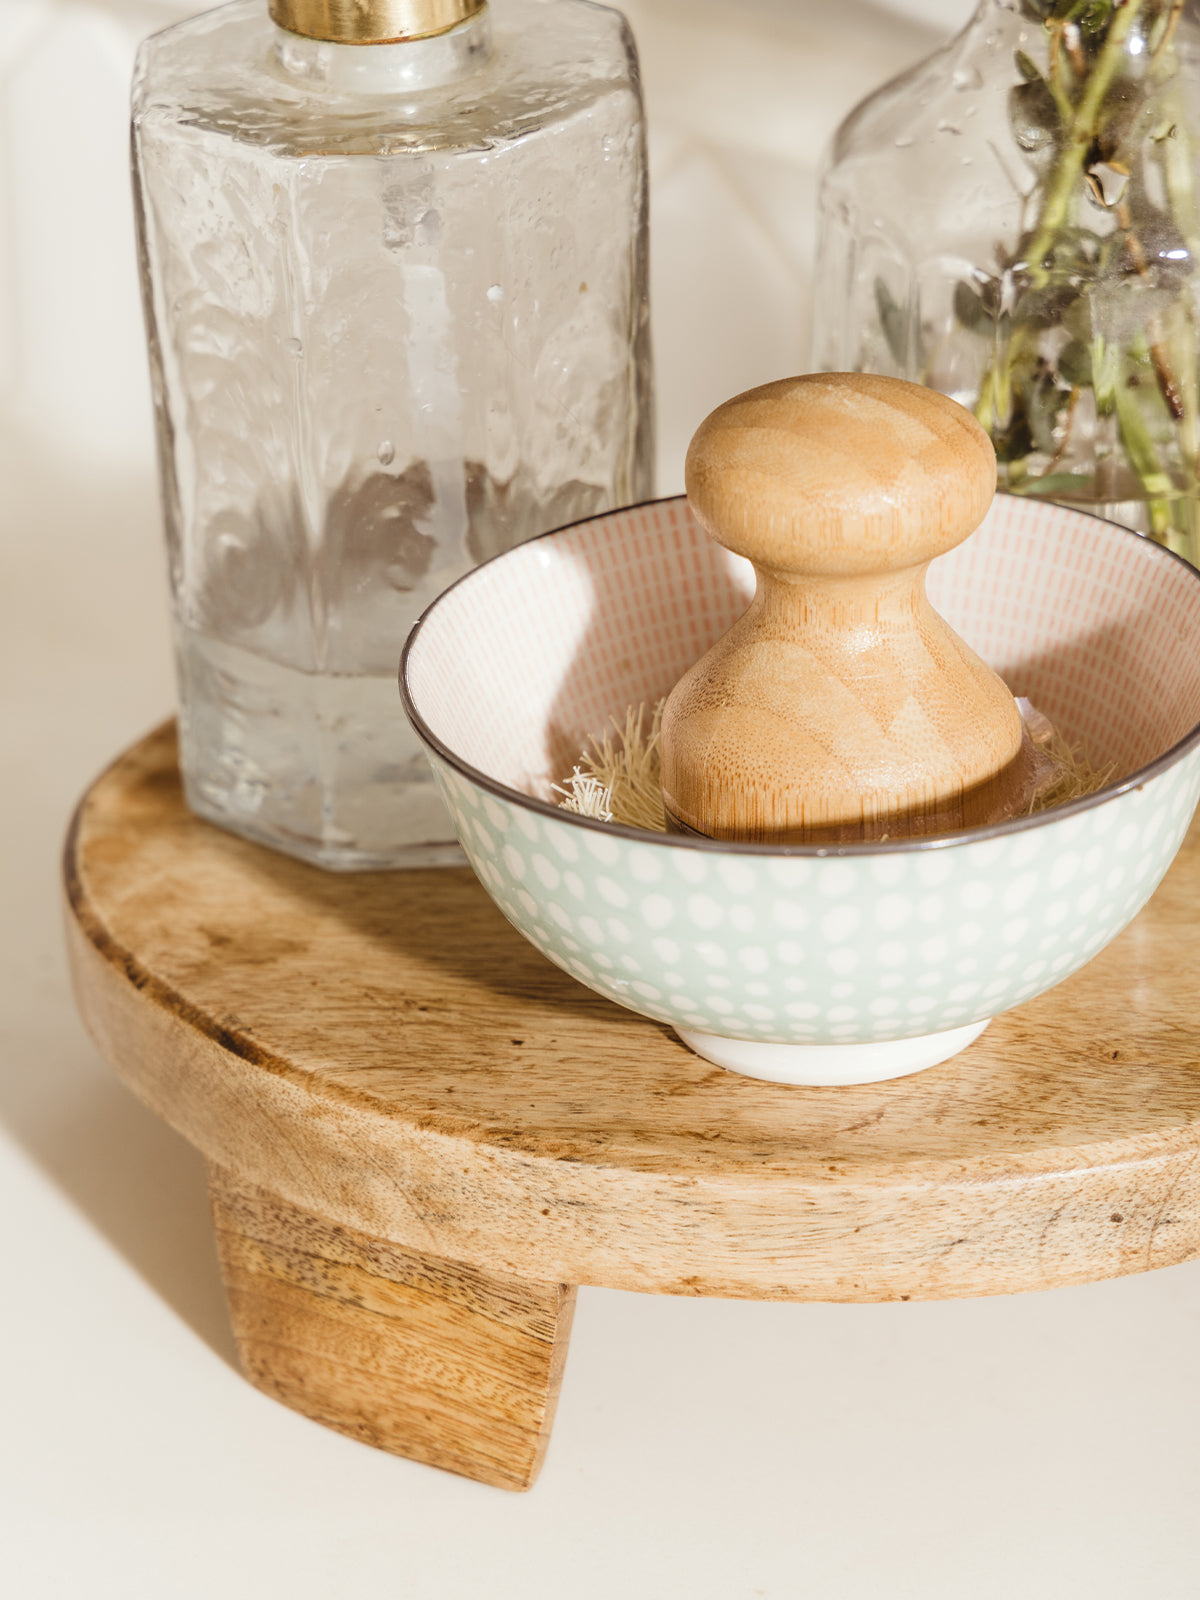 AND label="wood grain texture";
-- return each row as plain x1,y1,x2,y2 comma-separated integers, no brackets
661,373,1028,842
208,1164,574,1490
65,725,1200,1303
